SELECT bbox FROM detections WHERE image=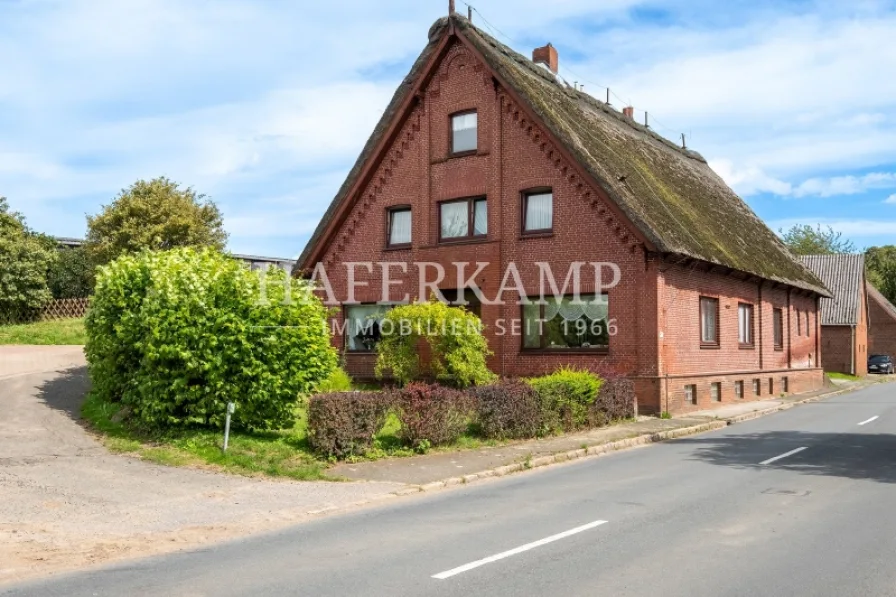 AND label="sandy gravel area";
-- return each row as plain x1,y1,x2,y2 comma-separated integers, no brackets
0,347,403,585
